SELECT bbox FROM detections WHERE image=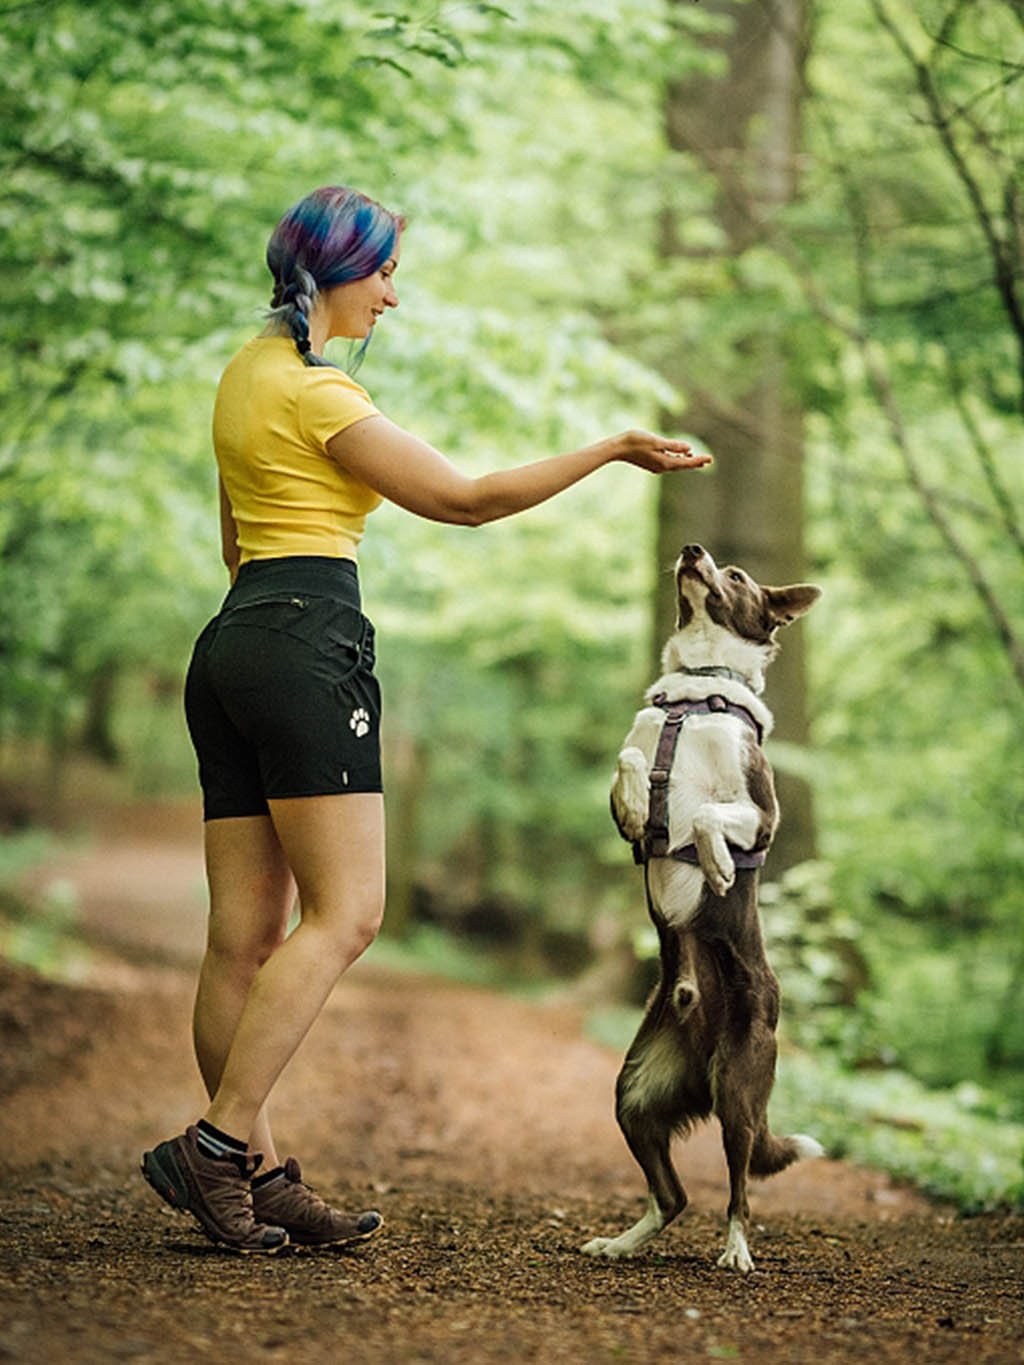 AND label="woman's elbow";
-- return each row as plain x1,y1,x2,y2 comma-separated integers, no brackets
400,498,483,528
401,478,499,527
452,504,492,528
449,482,510,527
429,490,492,527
